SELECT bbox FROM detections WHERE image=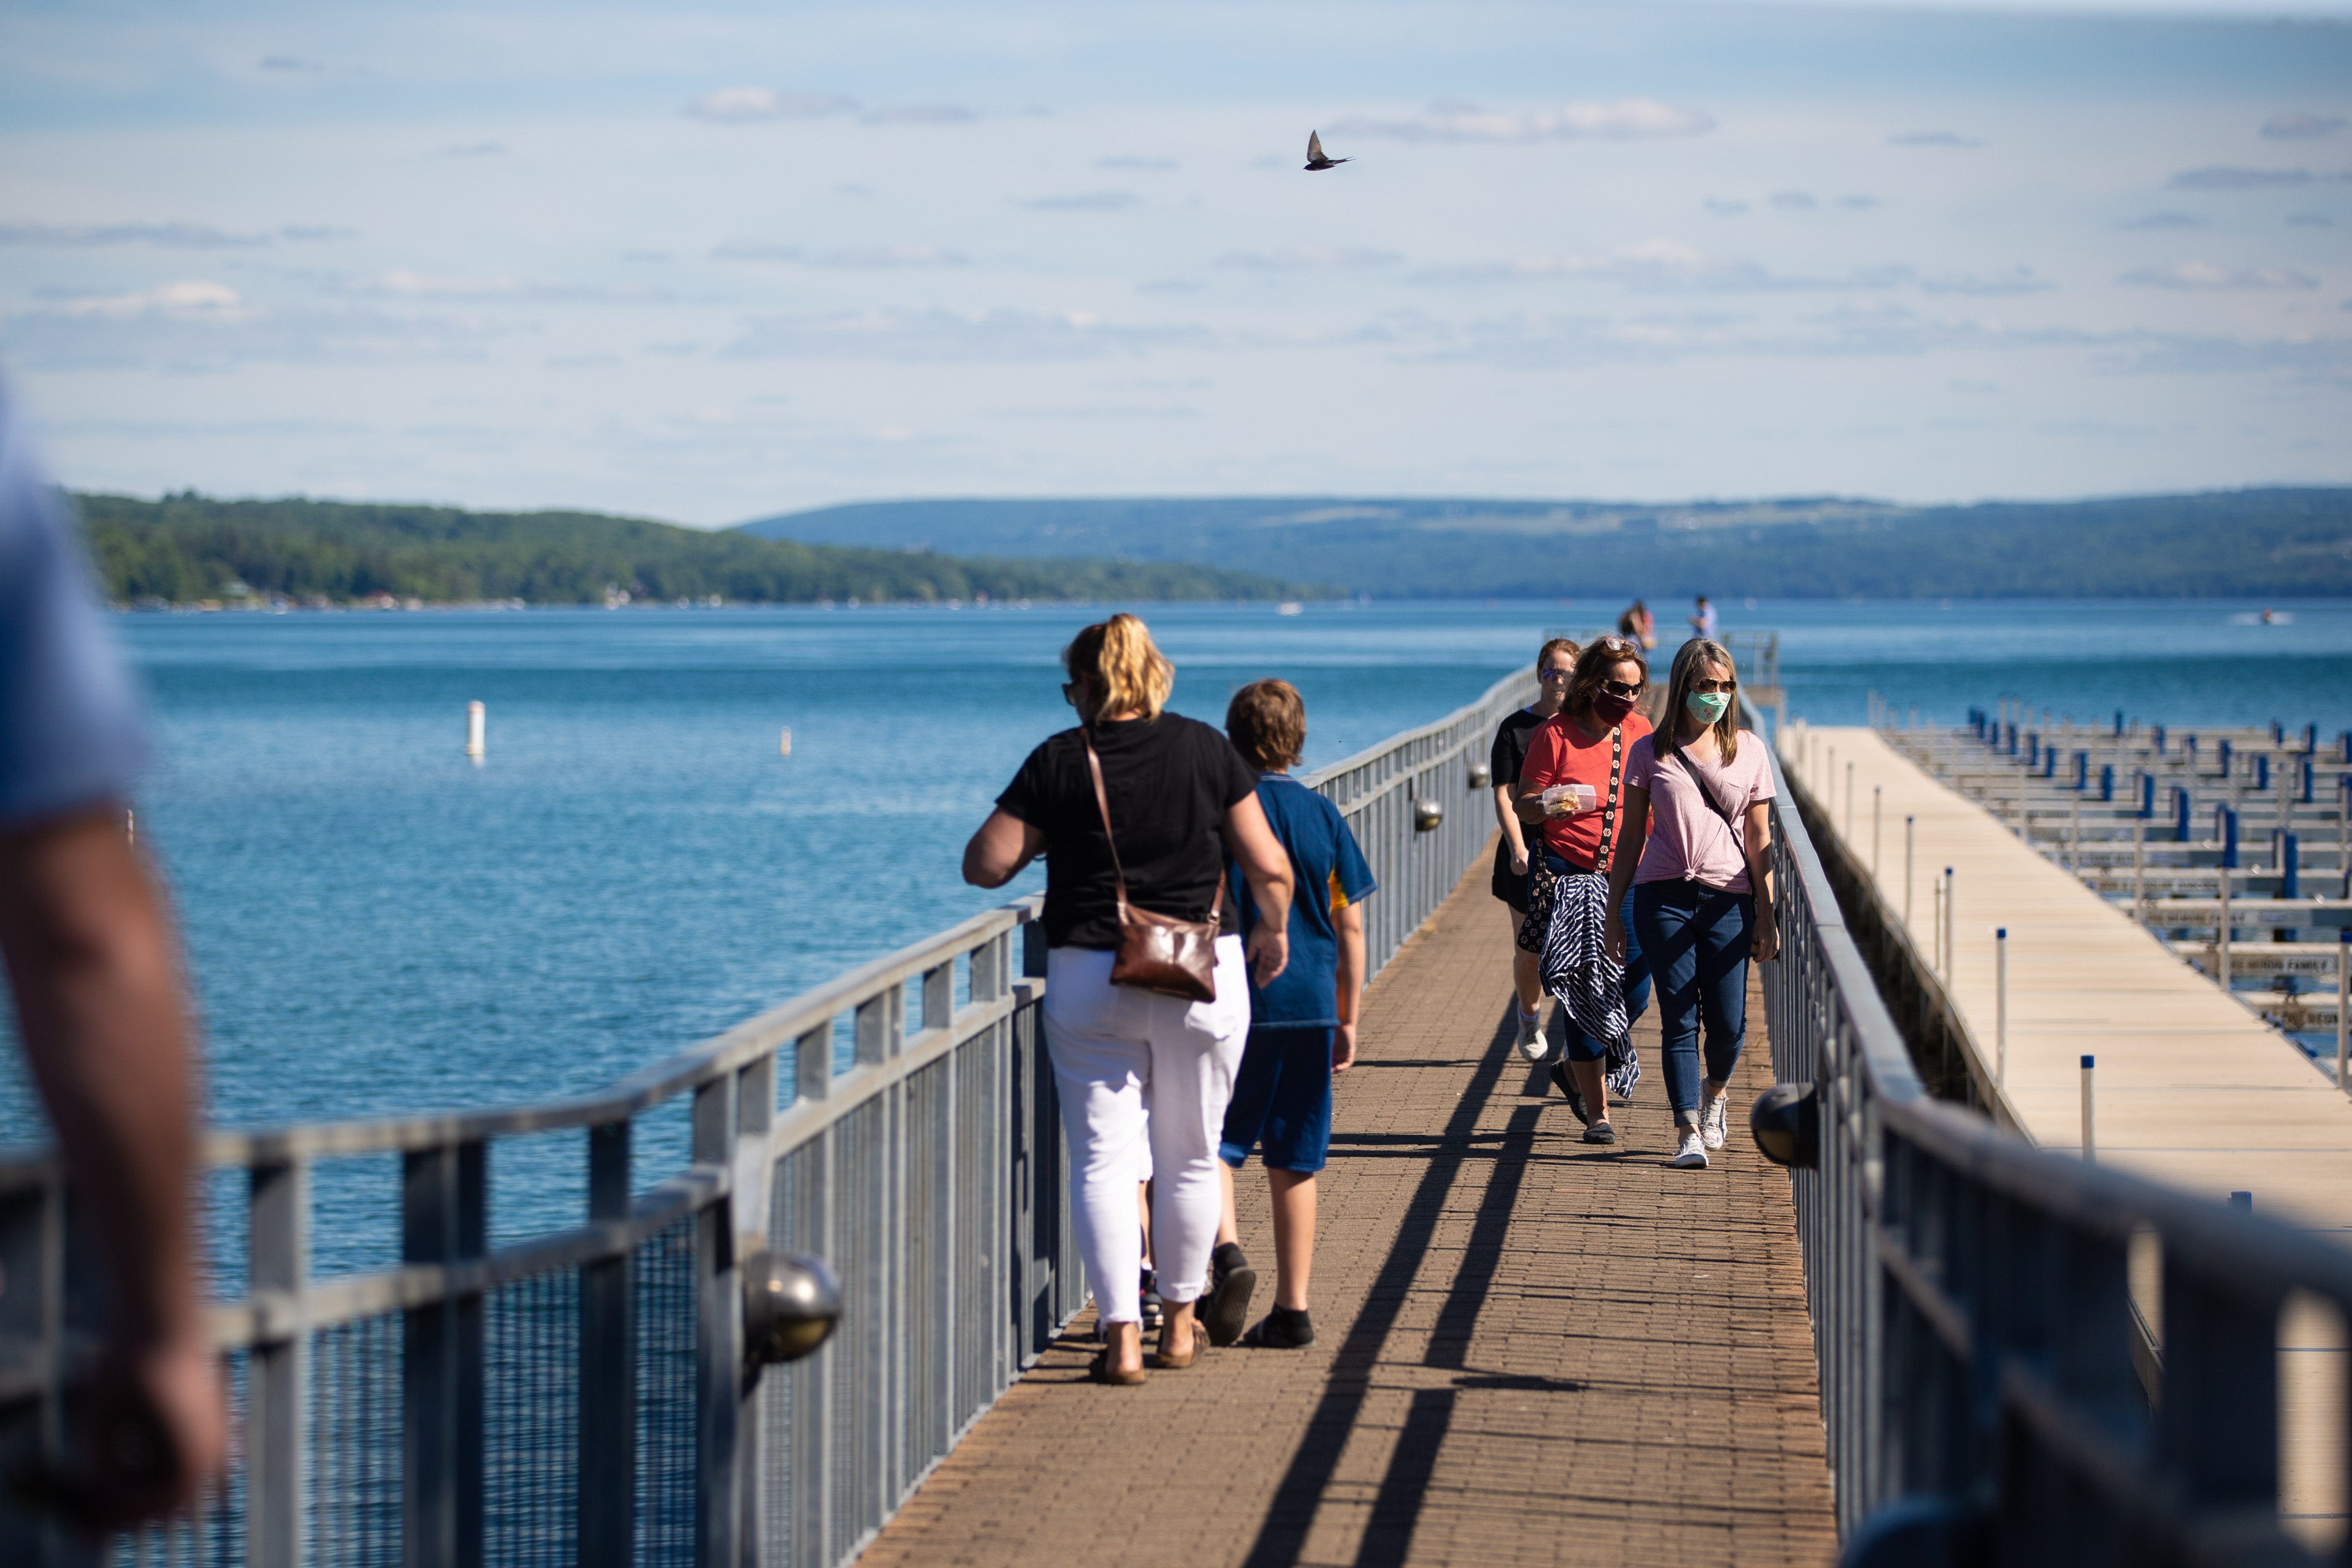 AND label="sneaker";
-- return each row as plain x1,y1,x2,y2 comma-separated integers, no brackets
1582,1120,1616,1145
1672,1131,1708,1169
1202,1242,1256,1347
1549,1061,1589,1125
1241,1304,1315,1349
1140,1269,1164,1333
1701,1095,1728,1151
1513,1006,1547,1063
